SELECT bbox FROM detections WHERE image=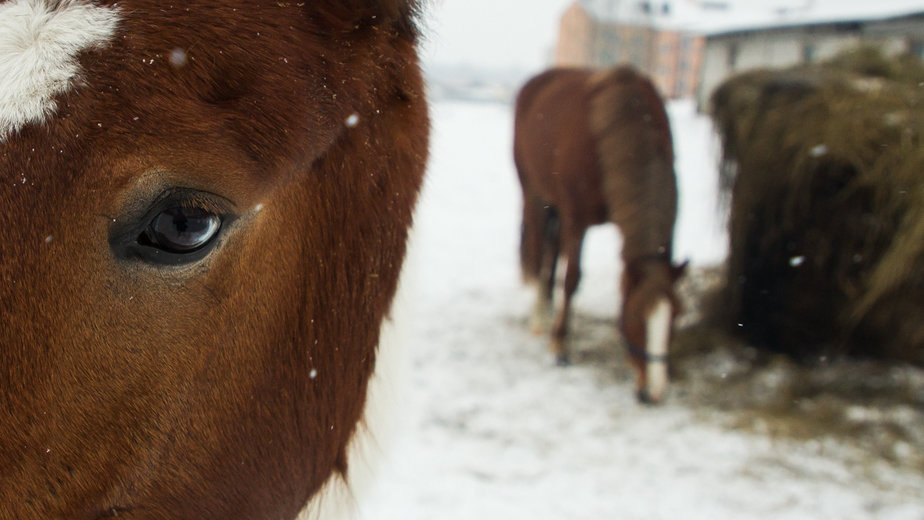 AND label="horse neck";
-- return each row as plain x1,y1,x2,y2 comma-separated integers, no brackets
622,234,672,274
621,257,677,311
592,111,677,263
588,69,678,264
